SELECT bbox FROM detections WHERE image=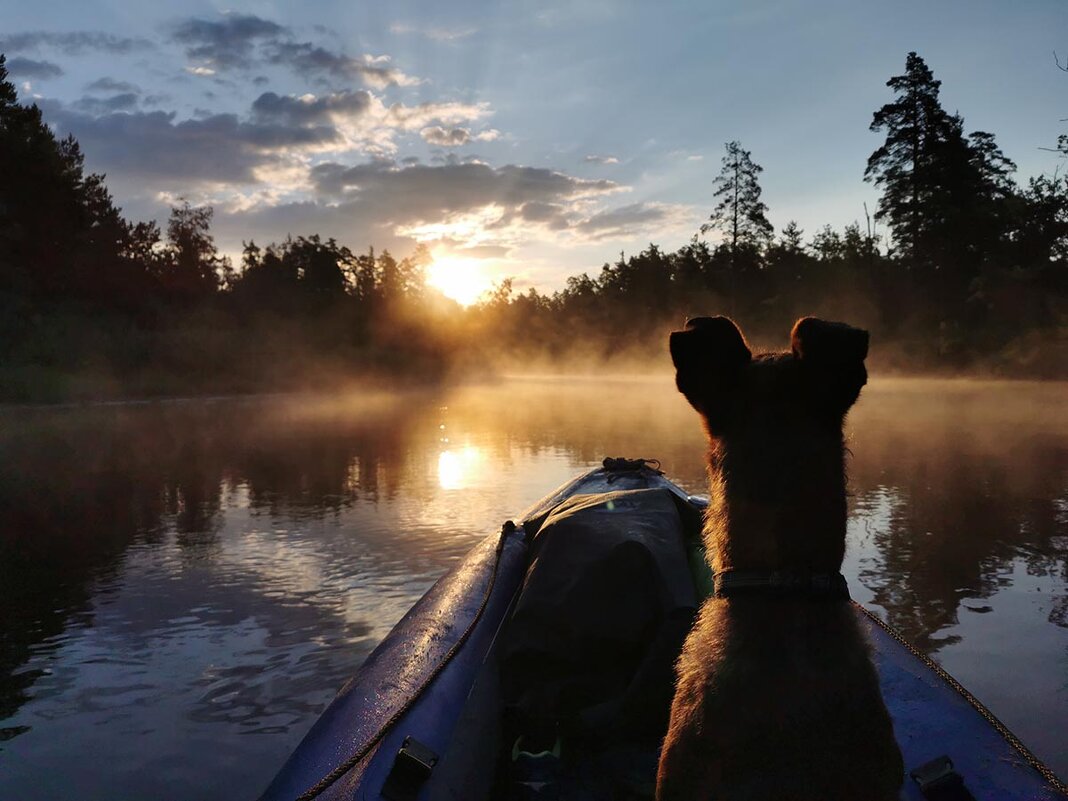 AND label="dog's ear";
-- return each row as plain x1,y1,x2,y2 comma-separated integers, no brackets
669,316,751,426
790,317,869,414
